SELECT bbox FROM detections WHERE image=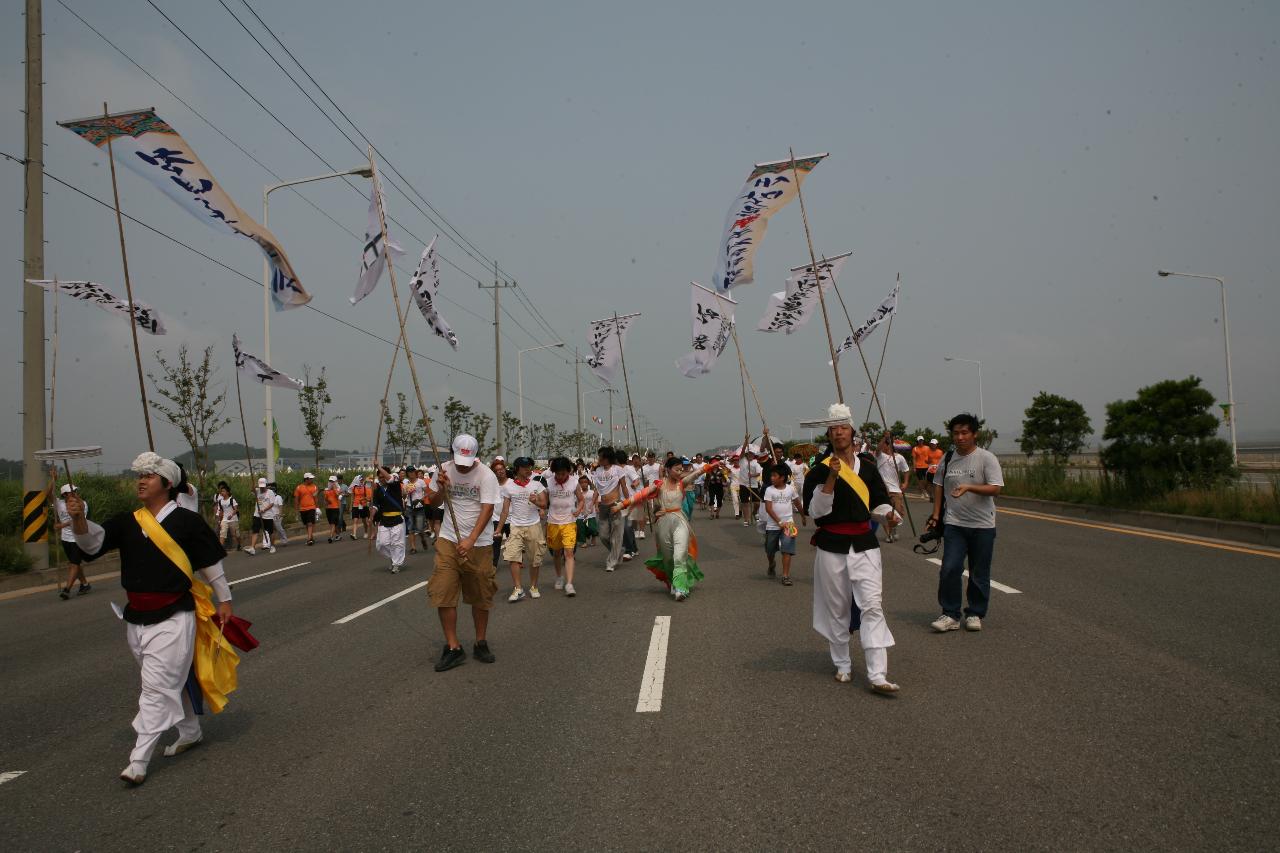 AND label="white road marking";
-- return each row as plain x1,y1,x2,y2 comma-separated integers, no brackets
636,615,671,713
0,771,27,786
925,557,1022,594
229,562,310,586
333,582,428,625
